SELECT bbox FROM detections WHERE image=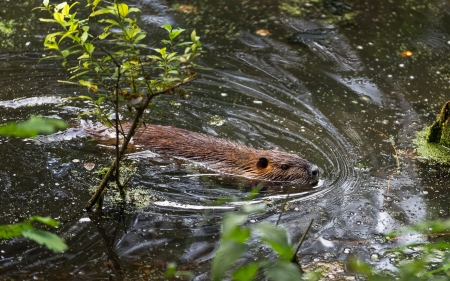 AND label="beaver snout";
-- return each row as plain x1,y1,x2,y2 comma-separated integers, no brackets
309,165,320,184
